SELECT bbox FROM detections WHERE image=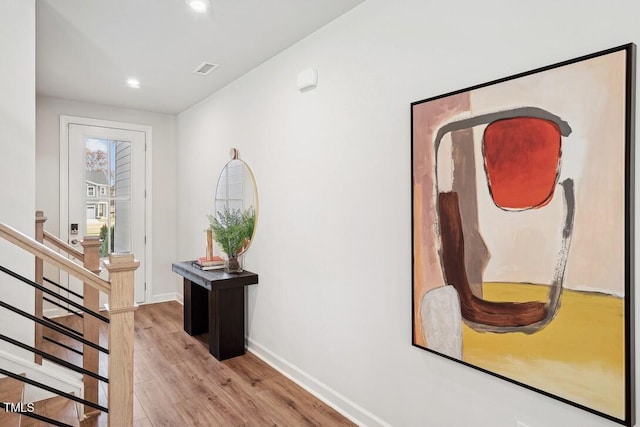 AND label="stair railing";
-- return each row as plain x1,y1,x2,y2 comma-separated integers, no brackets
0,217,138,426
34,211,102,417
